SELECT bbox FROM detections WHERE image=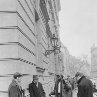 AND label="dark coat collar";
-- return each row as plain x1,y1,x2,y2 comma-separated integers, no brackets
77,76,85,84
